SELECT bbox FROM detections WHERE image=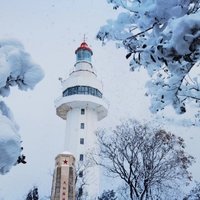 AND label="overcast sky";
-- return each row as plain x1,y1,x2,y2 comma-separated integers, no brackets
0,0,199,199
